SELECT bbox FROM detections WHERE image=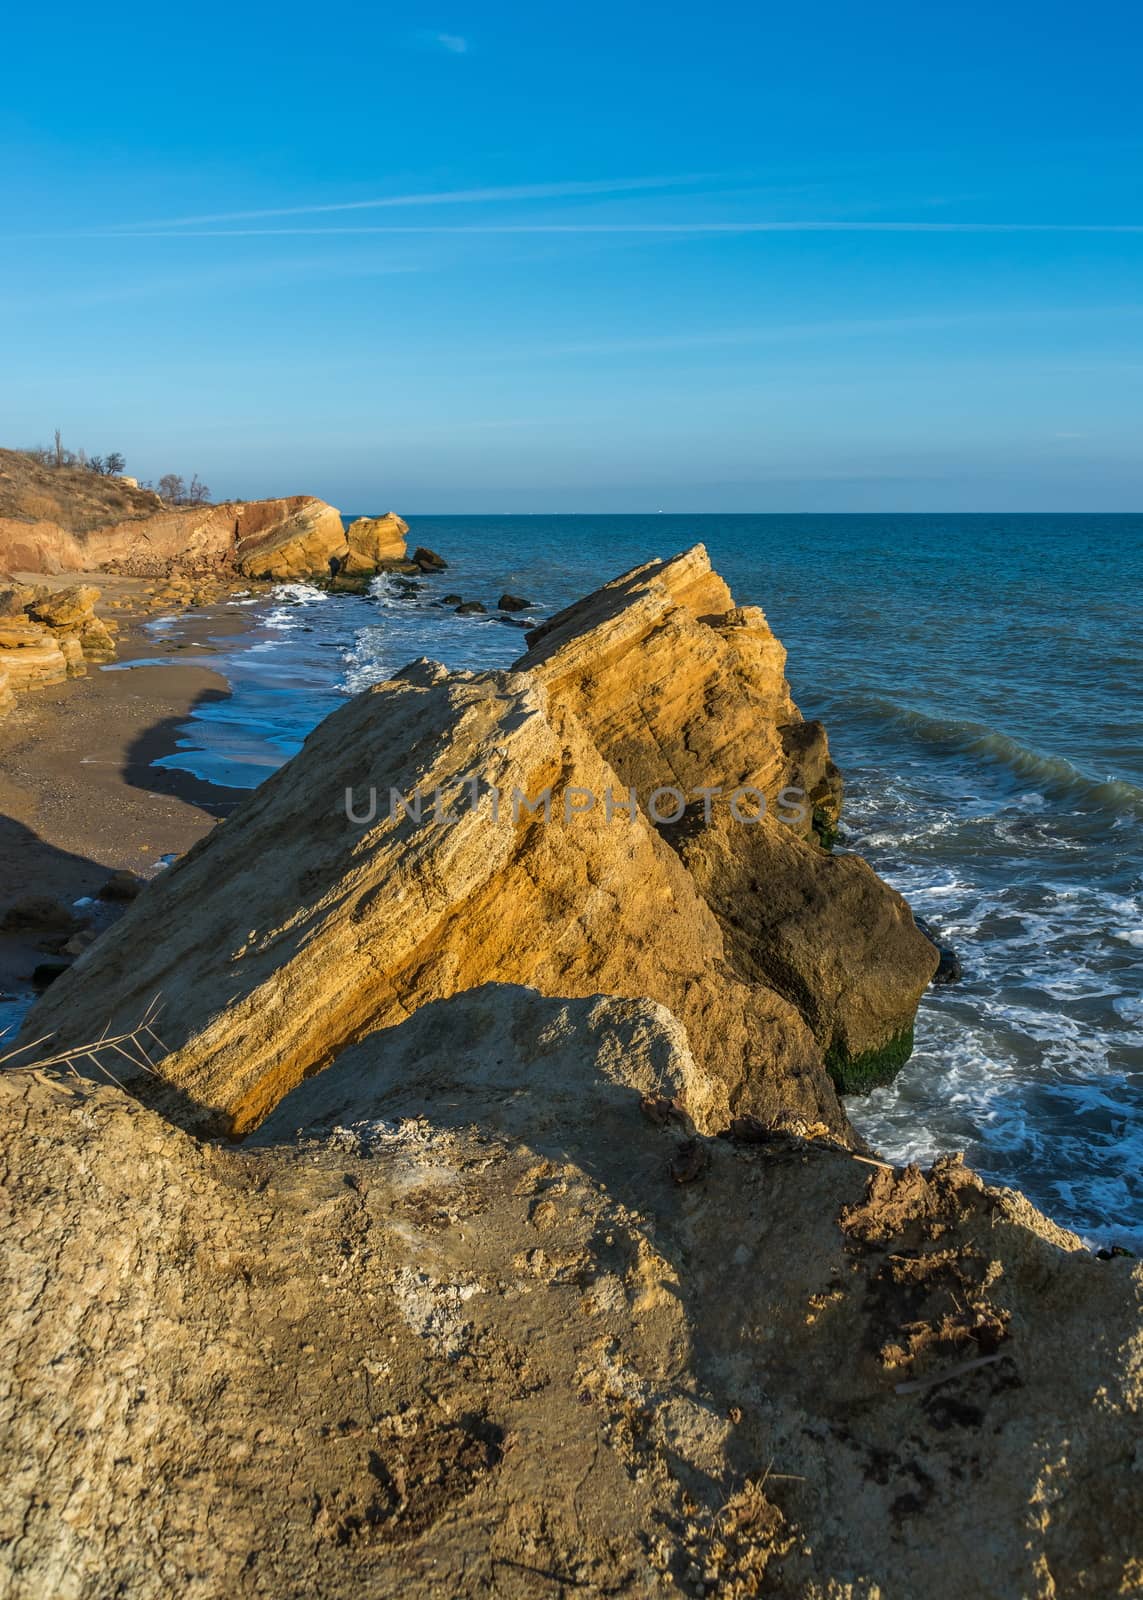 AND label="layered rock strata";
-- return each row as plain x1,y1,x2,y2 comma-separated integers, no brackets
19,548,934,1132
0,582,120,712
0,496,408,586
514,547,938,1088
